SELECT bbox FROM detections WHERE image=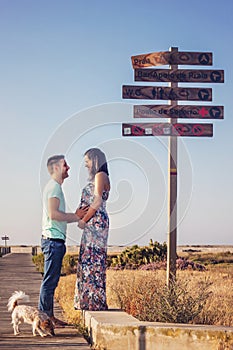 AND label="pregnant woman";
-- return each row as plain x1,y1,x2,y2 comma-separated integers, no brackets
74,148,110,311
